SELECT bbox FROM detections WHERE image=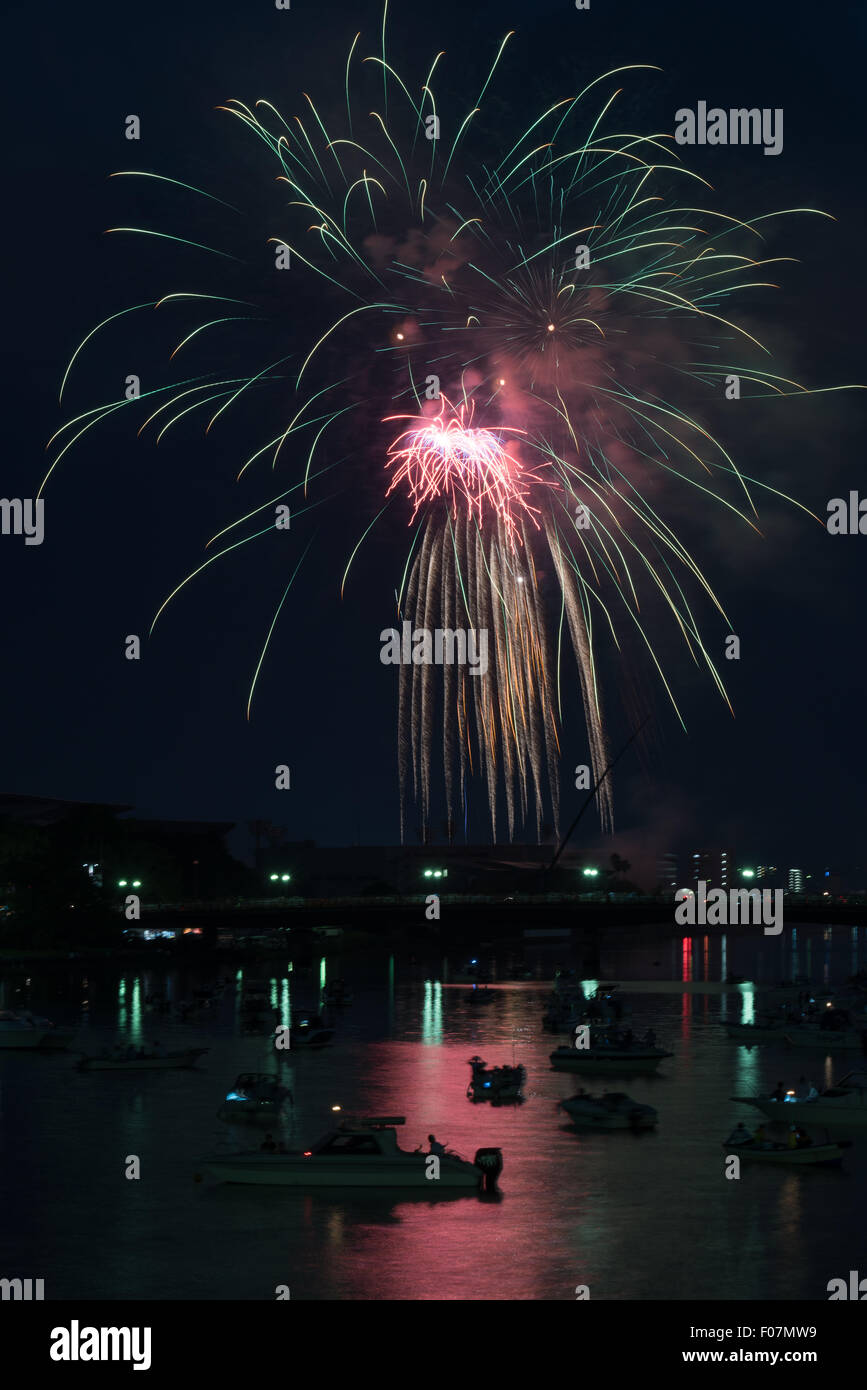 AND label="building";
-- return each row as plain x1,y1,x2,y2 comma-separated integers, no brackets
656,852,679,896
788,868,804,893
690,848,735,892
